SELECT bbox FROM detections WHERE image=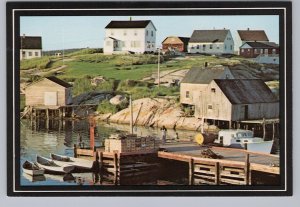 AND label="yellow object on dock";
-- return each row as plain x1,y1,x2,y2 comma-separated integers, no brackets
195,133,205,145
